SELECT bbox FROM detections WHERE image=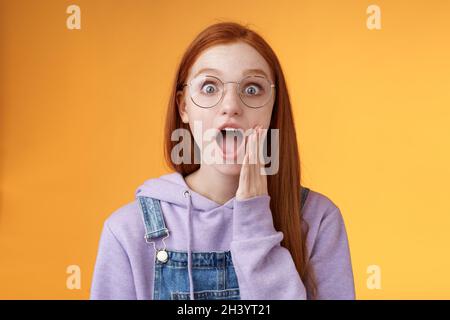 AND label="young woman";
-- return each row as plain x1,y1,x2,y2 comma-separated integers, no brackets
90,22,355,300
